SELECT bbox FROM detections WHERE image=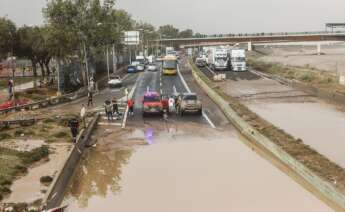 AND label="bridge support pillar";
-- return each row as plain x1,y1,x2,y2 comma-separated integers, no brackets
248,42,253,51
317,43,321,55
